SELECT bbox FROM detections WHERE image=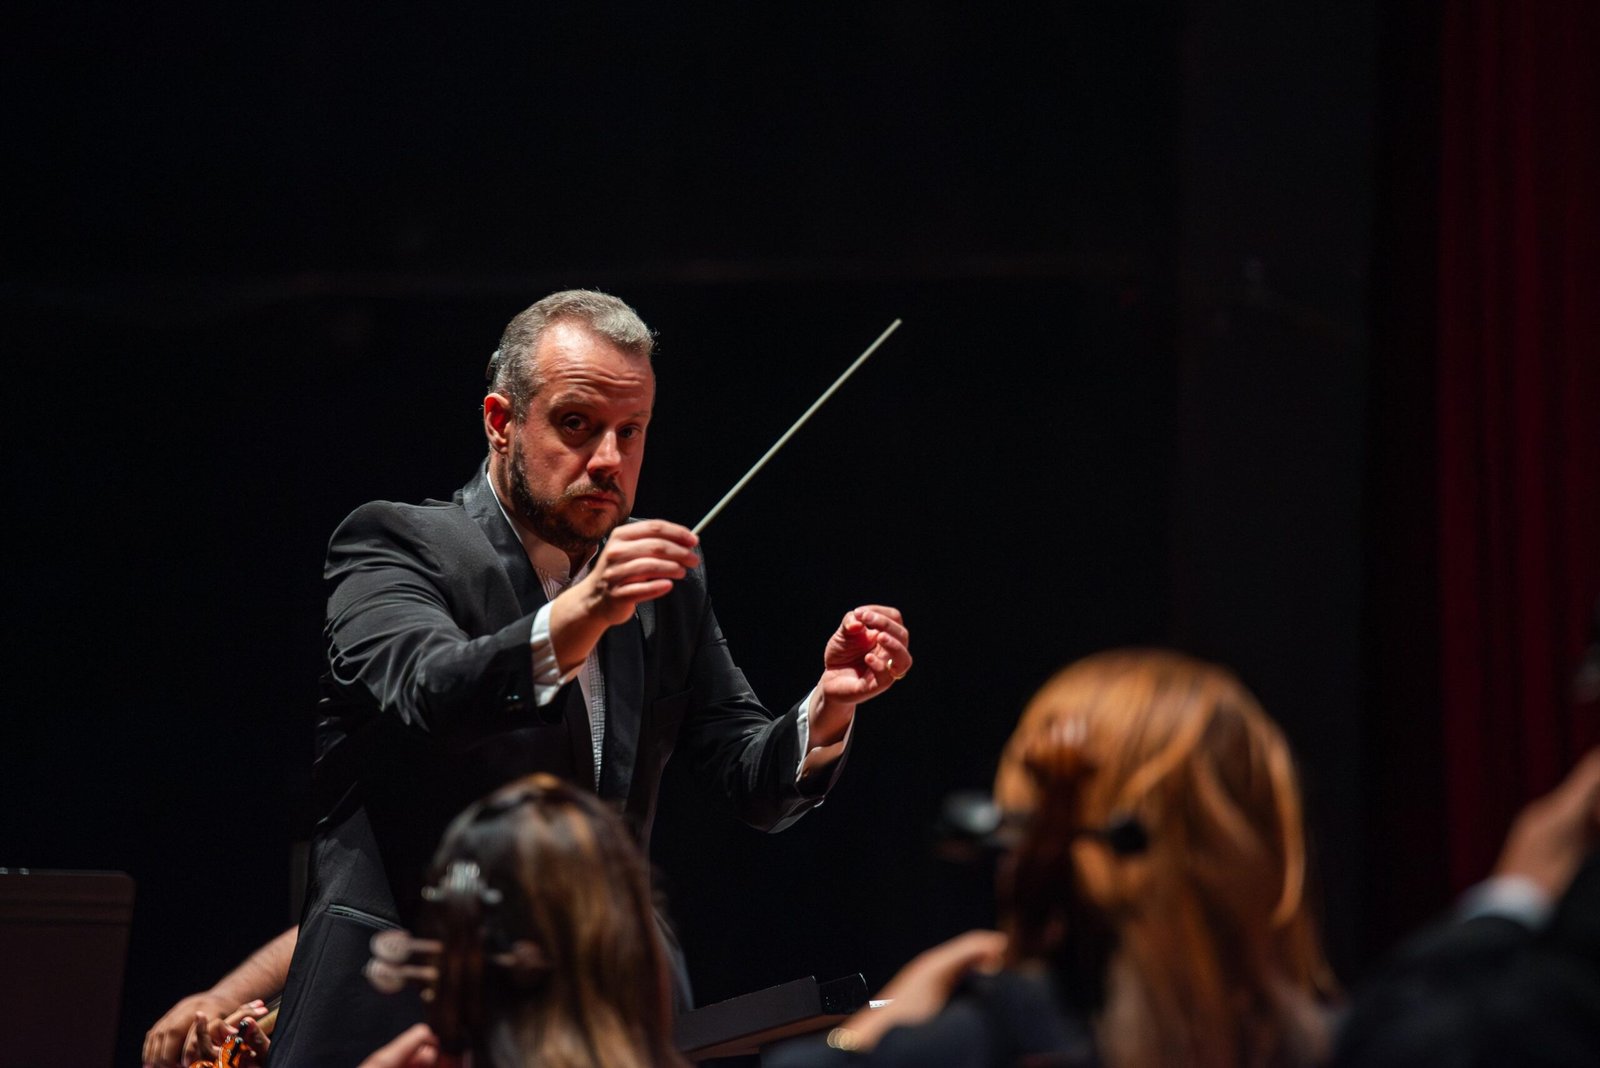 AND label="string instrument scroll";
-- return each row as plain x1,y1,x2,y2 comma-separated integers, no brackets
363,859,547,1056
